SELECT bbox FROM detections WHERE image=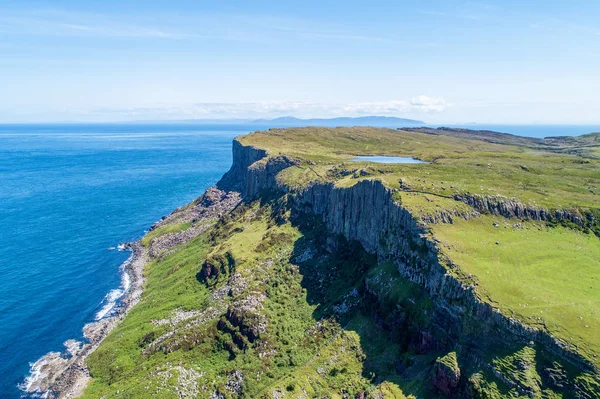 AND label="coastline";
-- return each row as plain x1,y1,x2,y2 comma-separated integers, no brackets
18,130,600,397
22,242,147,399
22,186,242,398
